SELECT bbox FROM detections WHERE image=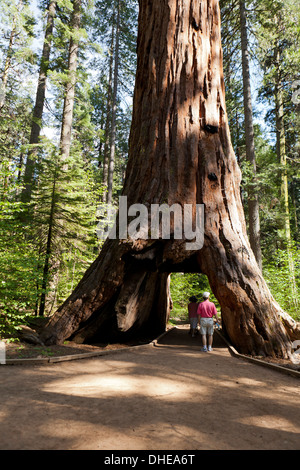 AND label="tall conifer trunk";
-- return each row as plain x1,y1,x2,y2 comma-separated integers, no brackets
239,0,262,270
38,0,81,315
0,0,23,109
21,1,56,203
102,25,114,202
39,172,57,316
40,0,299,357
59,0,81,162
274,46,298,309
106,0,121,205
